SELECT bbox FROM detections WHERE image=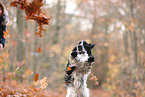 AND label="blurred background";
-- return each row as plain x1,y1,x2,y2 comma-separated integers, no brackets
0,0,145,96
